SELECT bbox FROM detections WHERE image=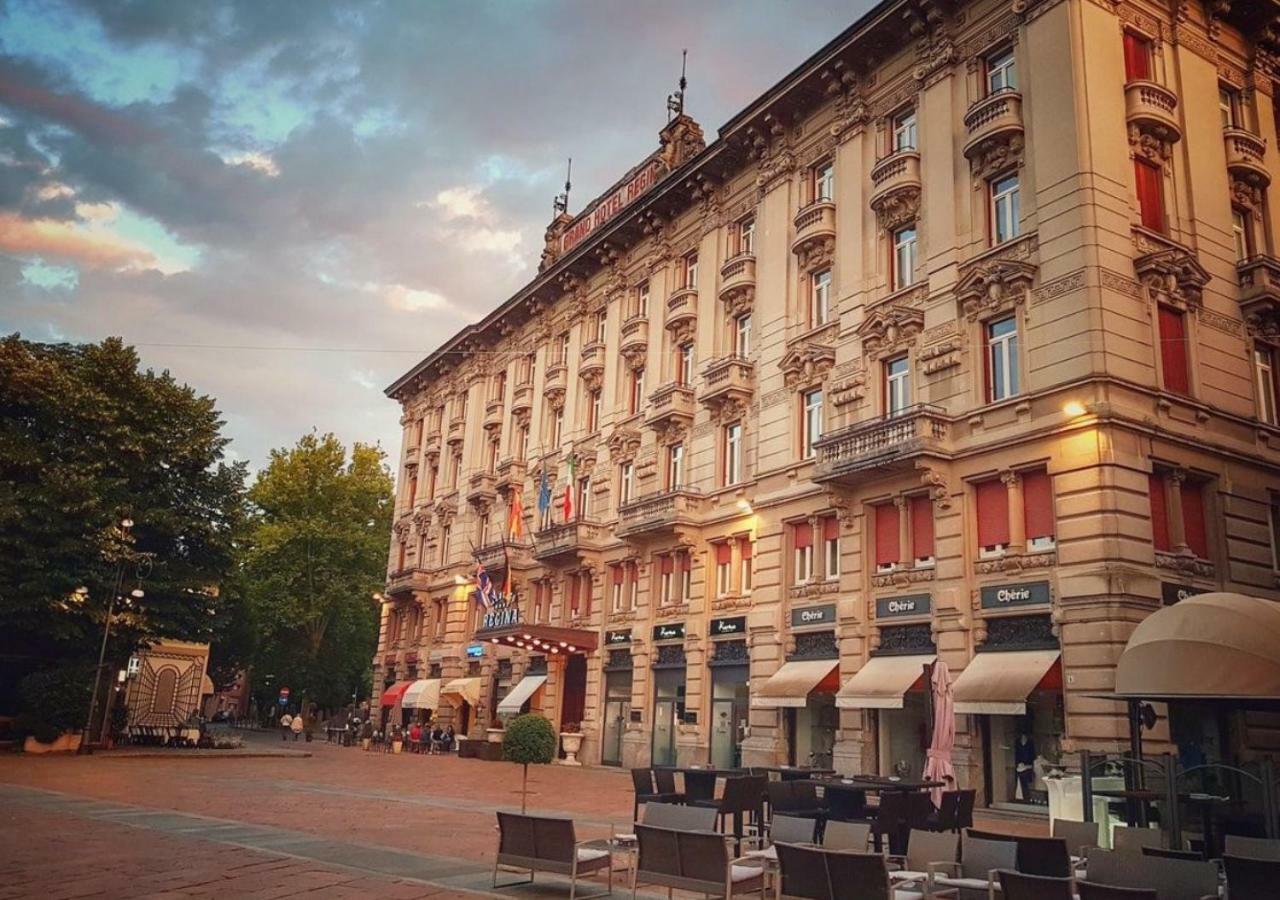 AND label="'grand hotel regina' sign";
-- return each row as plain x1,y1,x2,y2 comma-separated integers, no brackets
560,160,663,253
